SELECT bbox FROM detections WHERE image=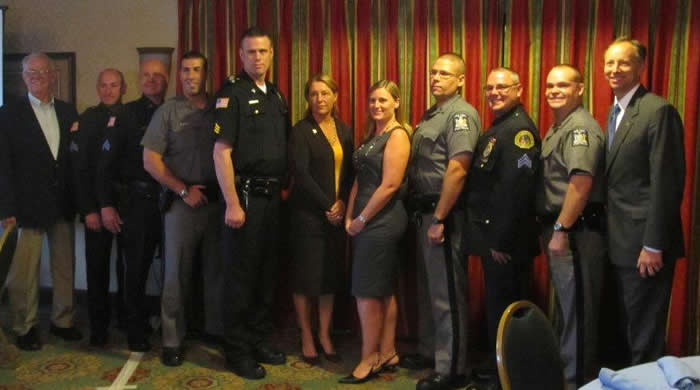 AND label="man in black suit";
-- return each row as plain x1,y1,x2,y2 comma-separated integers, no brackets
0,53,82,351
604,38,685,364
